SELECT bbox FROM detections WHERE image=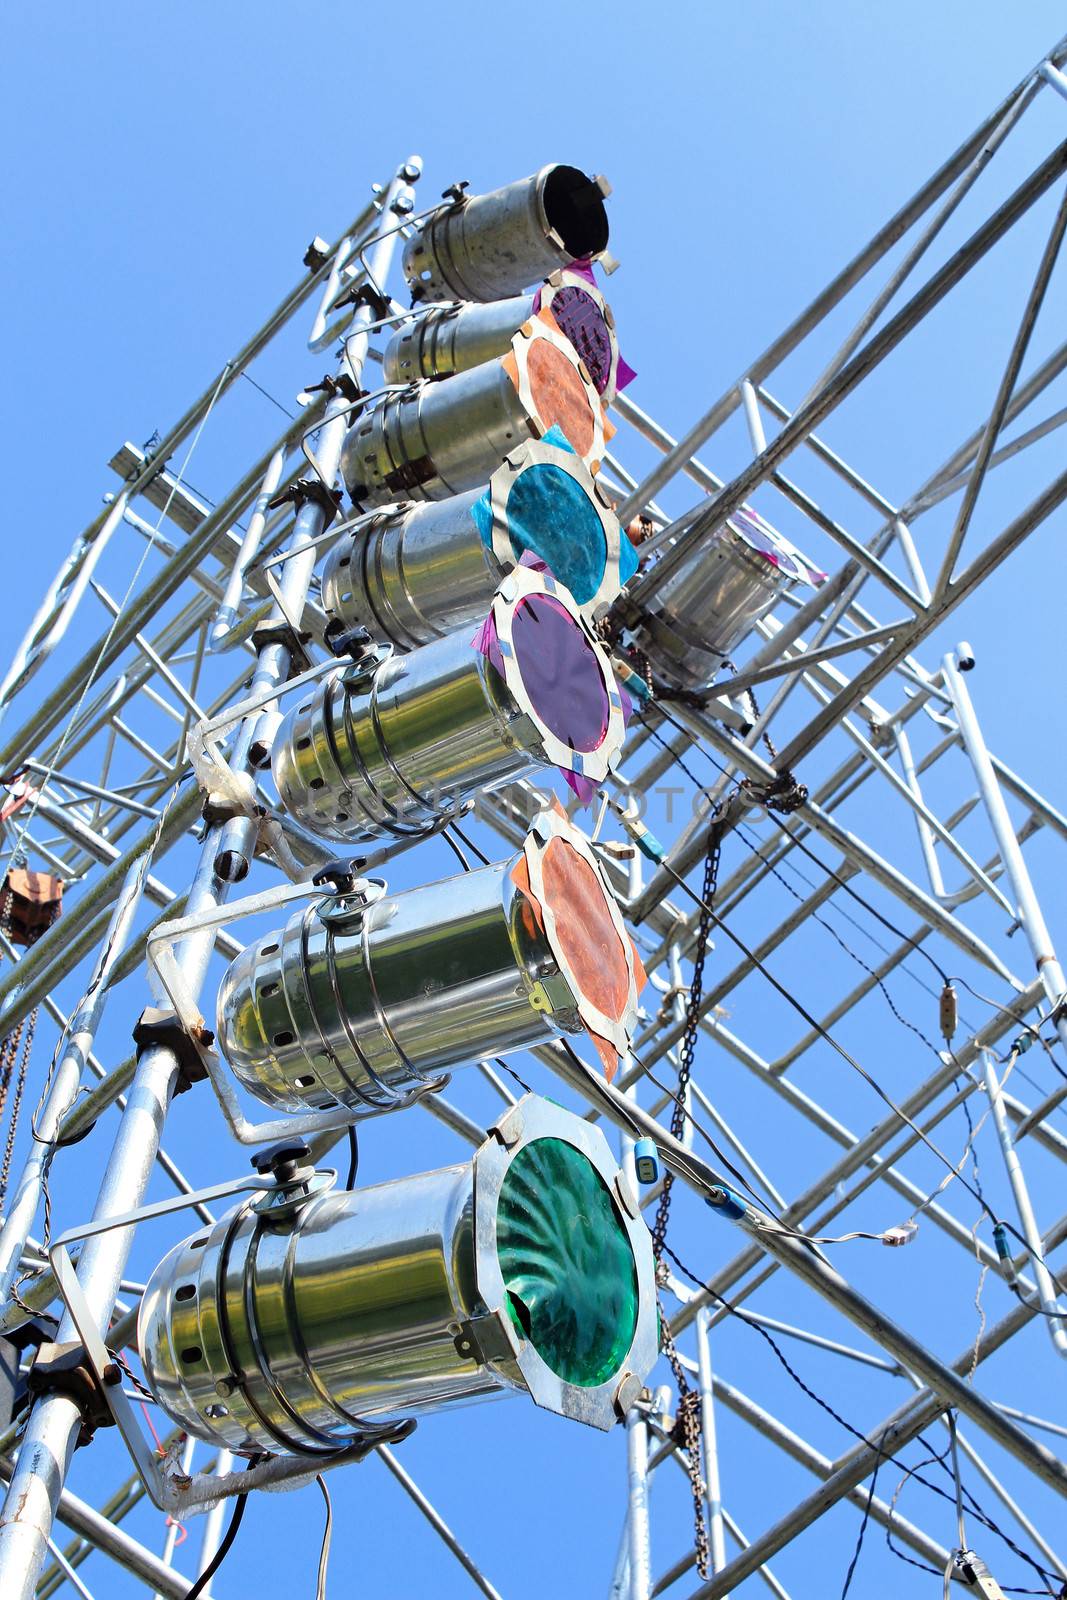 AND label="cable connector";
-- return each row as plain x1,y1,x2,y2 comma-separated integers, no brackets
705,1185,747,1222
954,1549,1007,1598
611,657,653,702
602,795,666,864
882,1221,918,1248
302,372,364,406
591,840,636,862
992,1221,1017,1286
